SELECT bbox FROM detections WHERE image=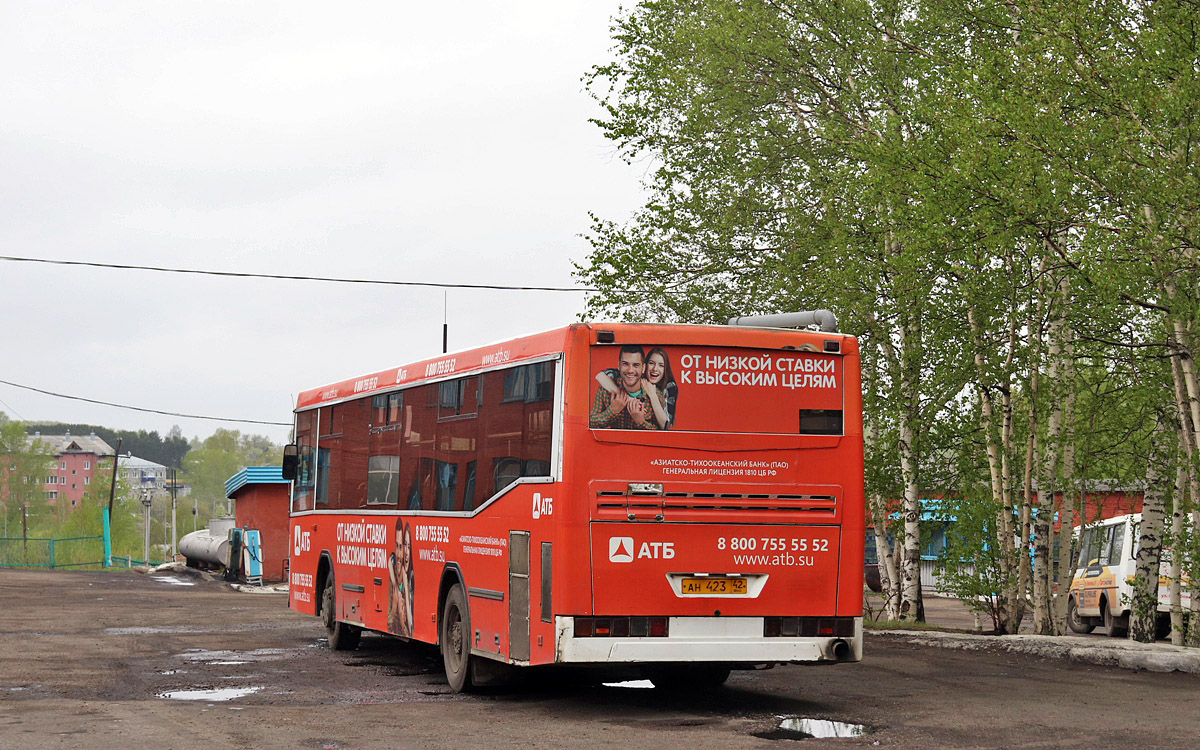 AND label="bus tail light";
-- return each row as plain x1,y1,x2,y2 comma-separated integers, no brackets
573,616,669,637
764,617,856,638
